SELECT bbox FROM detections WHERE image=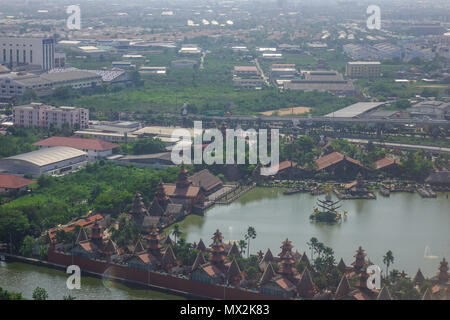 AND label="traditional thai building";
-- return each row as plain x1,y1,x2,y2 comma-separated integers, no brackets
71,220,118,260
375,157,399,175
148,182,185,227
351,246,368,274
315,152,365,178
188,169,223,196
259,248,275,271
344,172,372,198
413,268,426,286
162,164,205,212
